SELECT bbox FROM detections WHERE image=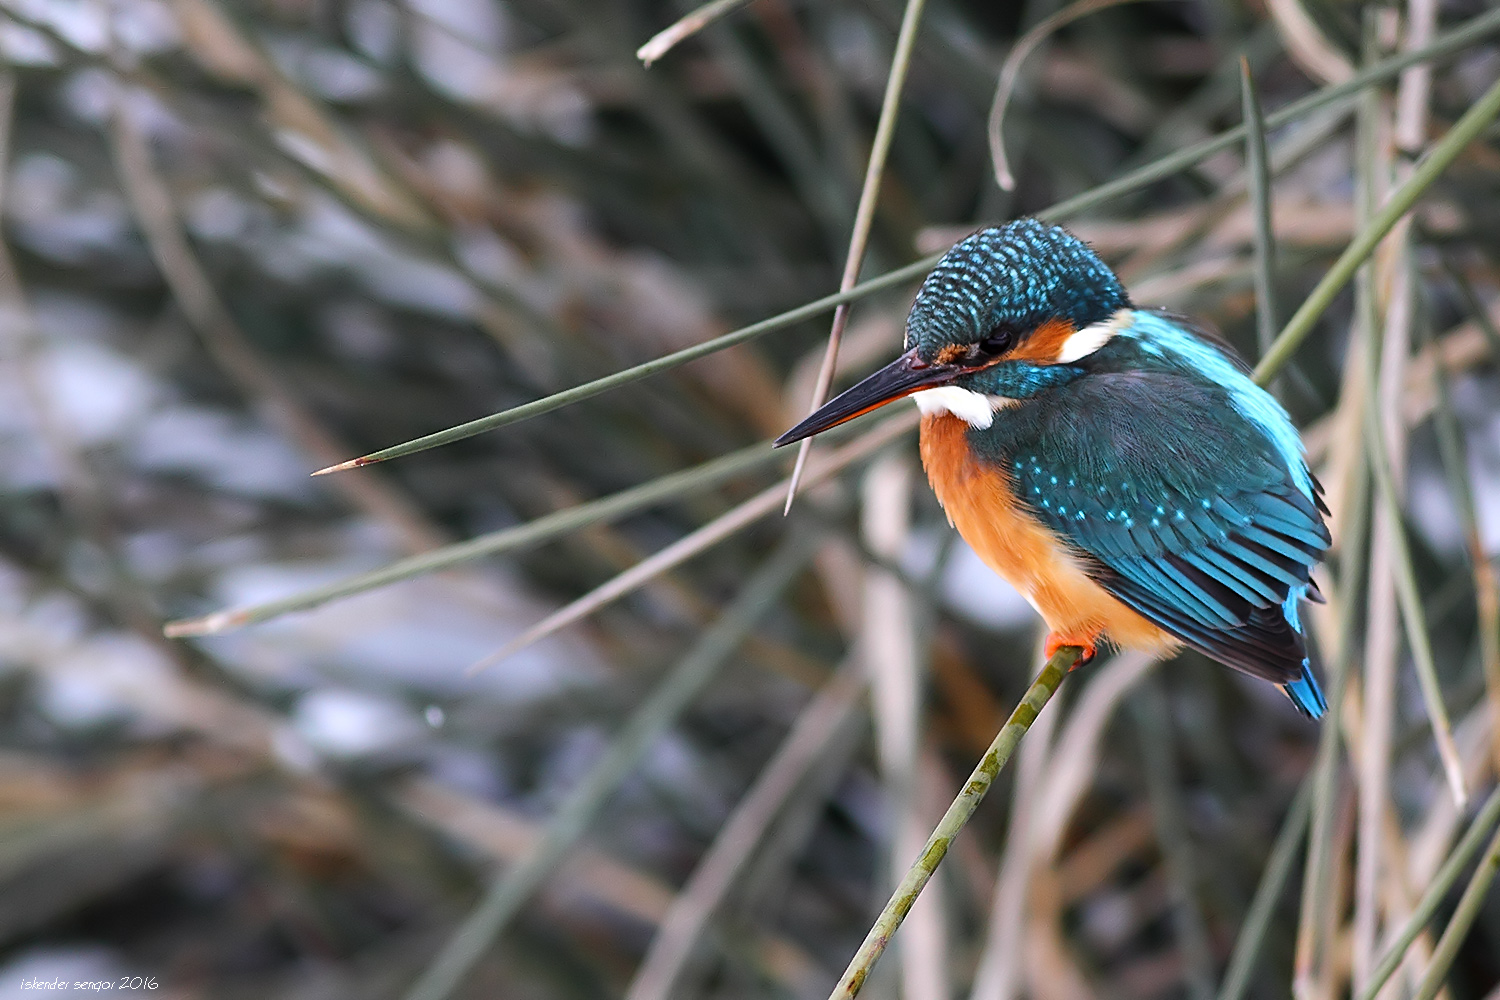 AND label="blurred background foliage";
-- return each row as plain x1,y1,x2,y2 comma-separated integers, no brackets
0,0,1498,998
